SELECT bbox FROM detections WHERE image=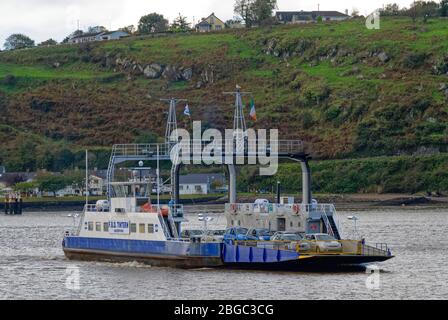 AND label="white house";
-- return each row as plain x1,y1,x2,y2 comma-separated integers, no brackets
179,173,226,195
69,30,129,44
276,11,350,24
